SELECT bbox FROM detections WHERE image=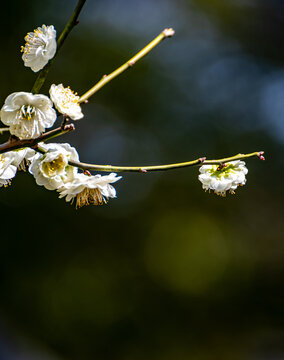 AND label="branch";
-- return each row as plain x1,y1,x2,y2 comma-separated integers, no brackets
203,152,265,164
79,28,175,103
31,0,87,94
66,151,264,173
0,124,75,154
